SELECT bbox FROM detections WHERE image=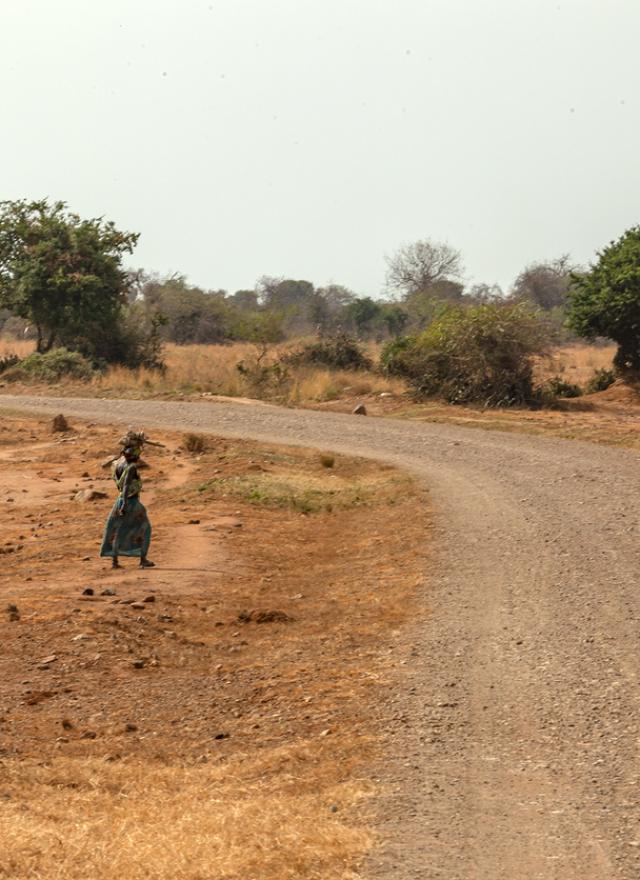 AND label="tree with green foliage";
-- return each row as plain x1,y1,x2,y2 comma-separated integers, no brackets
0,199,139,357
567,227,640,372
